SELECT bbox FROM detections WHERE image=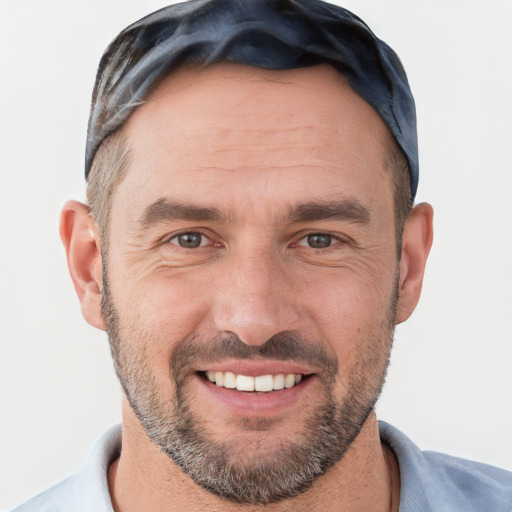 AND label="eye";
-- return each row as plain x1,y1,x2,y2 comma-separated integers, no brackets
298,233,335,249
169,232,209,249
